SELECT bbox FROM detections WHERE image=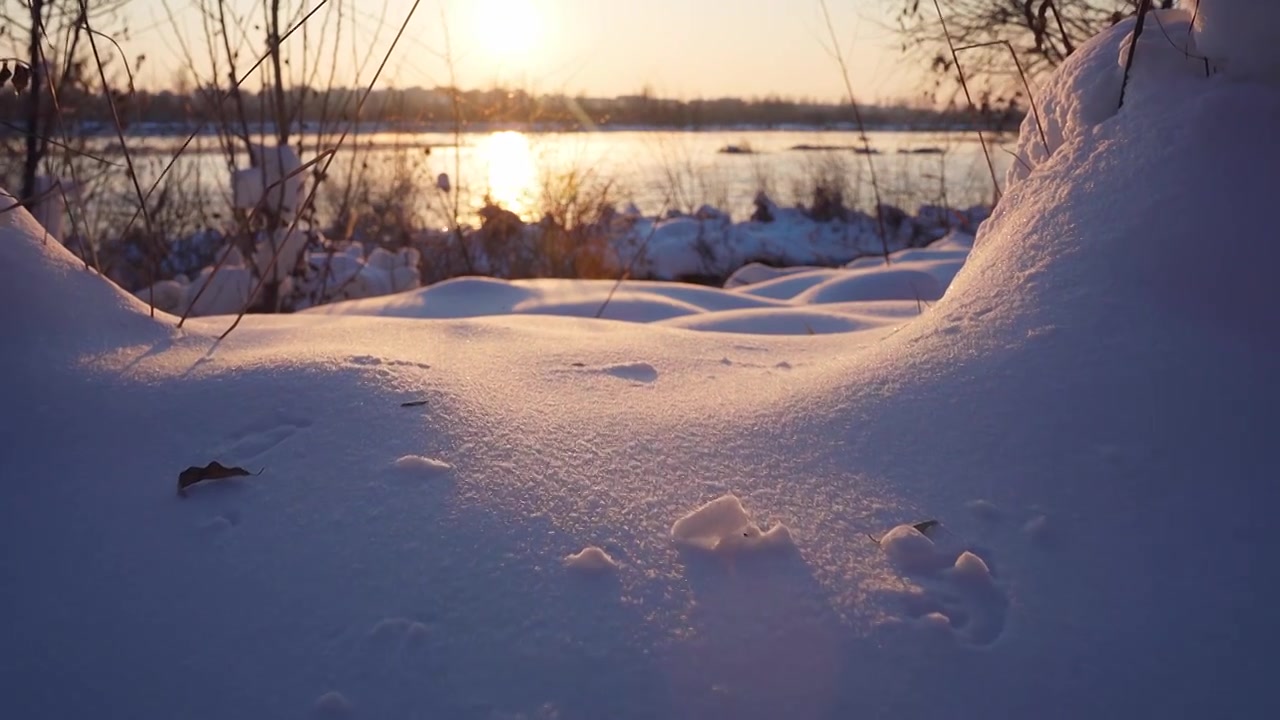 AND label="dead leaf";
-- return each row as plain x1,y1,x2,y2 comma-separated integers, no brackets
177,461,261,496
400,400,428,407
